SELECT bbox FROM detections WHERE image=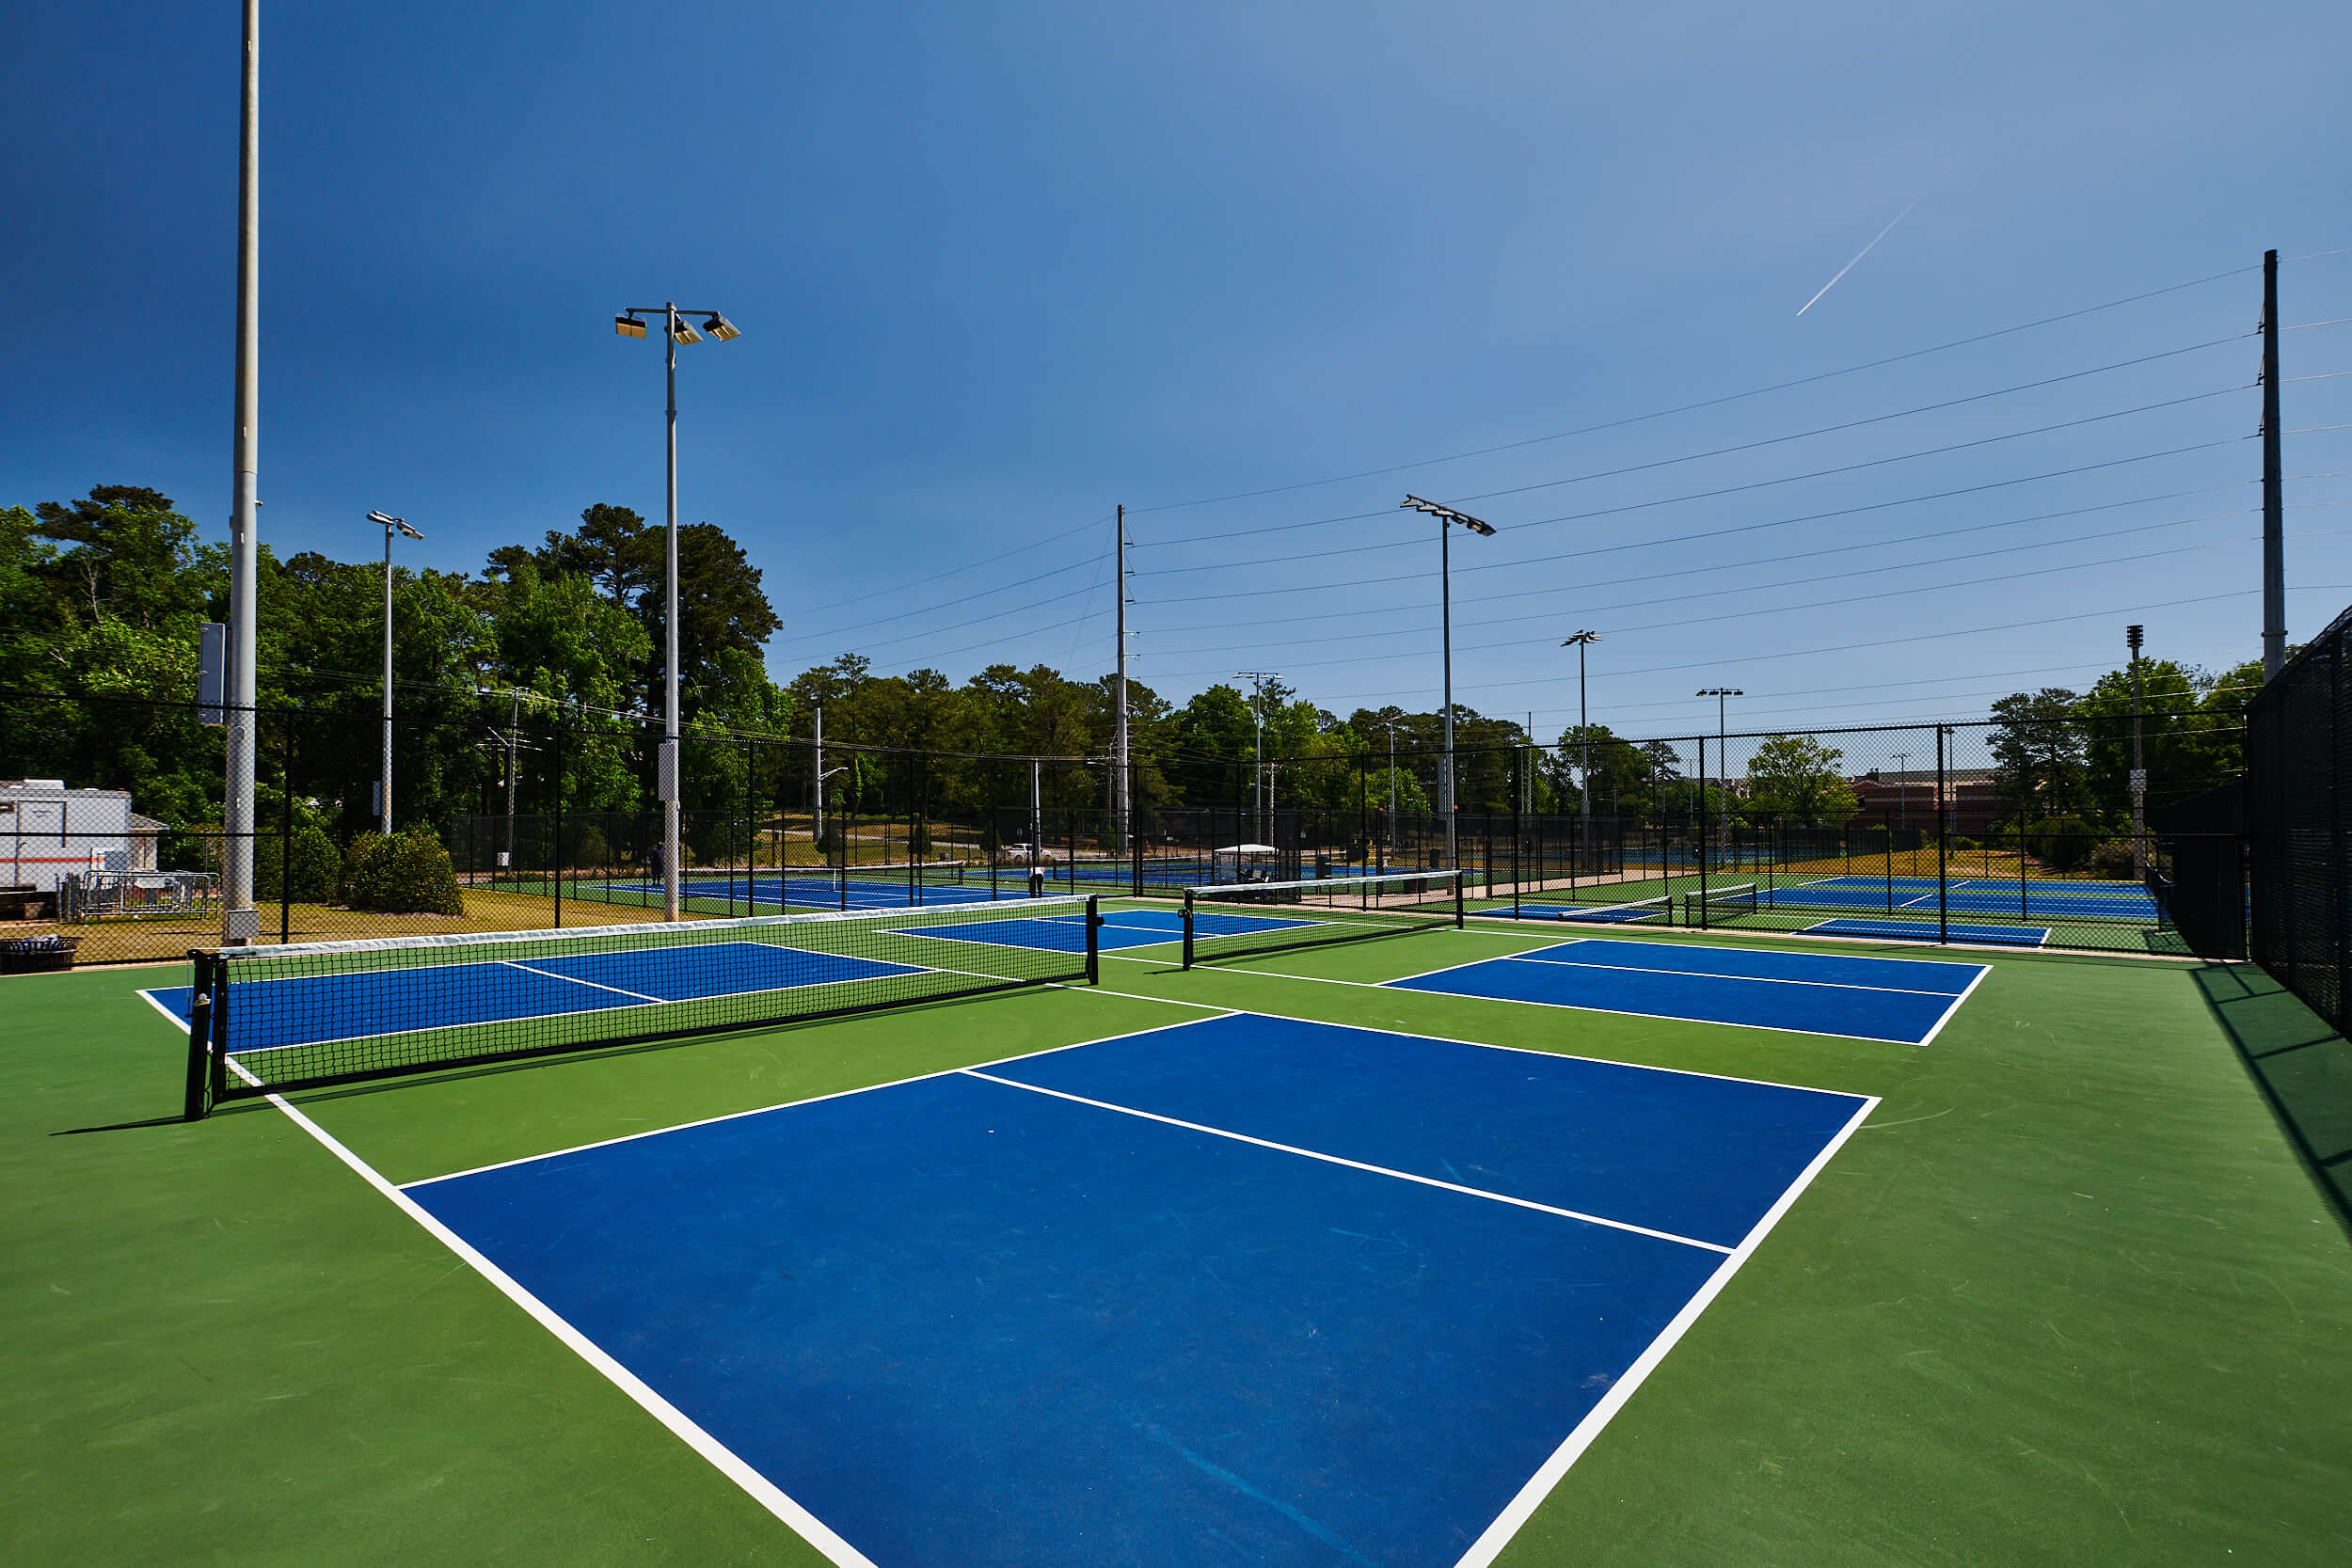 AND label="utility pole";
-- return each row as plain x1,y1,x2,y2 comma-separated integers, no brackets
1893,751,1911,832
1697,688,1742,855
1237,671,1276,843
813,705,825,848
1563,630,1600,871
1114,505,1130,860
2262,248,2285,680
2128,624,2148,874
